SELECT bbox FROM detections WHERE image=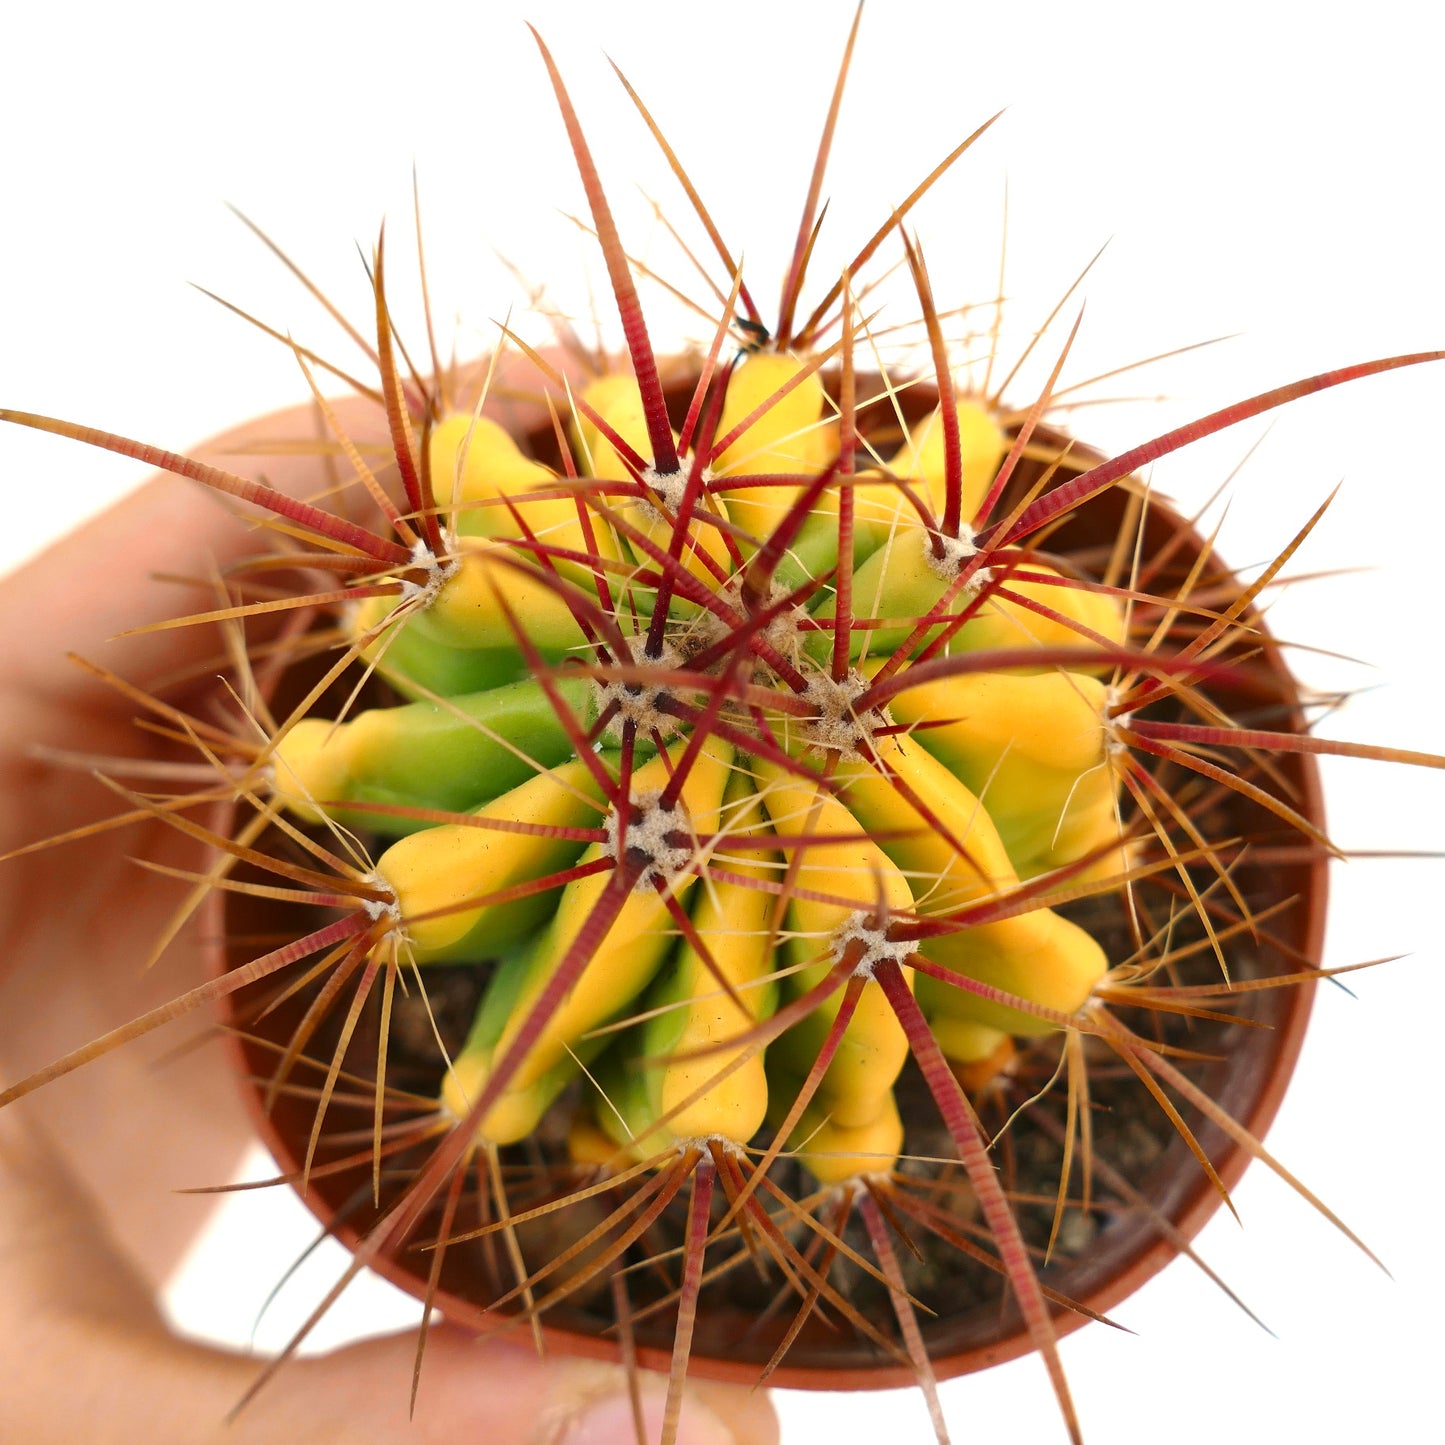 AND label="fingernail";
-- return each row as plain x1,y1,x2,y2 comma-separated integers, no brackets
559,1391,734,1445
